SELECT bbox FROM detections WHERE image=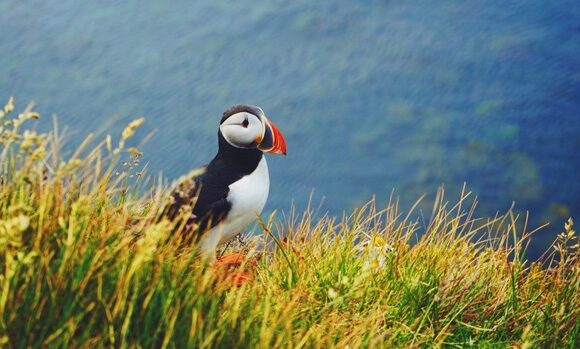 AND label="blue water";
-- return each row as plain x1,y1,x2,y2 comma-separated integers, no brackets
2,1,579,258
